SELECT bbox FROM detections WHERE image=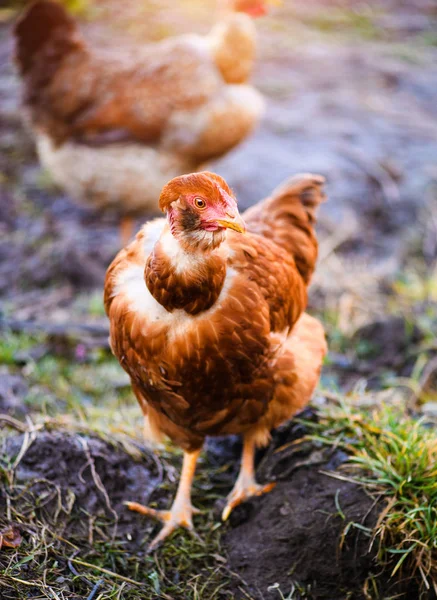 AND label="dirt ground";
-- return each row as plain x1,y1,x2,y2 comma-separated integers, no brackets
1,0,437,598
1,414,385,600
4,431,166,546
2,413,428,599
225,469,378,600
